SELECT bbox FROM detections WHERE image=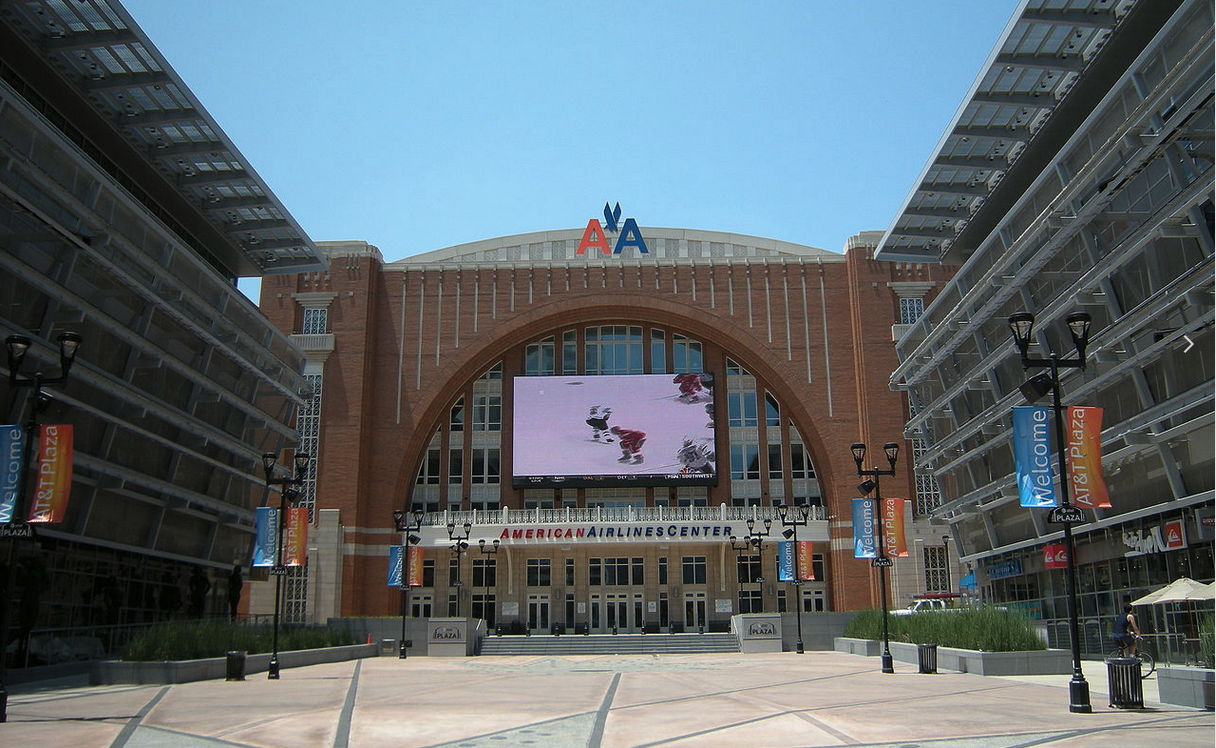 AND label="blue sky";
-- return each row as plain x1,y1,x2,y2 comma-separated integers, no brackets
122,1,1016,265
